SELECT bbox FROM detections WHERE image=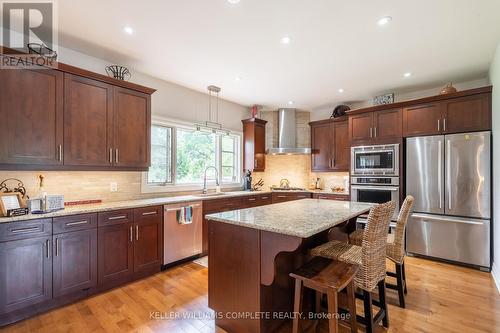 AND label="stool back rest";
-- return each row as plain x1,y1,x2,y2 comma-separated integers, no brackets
360,200,396,290
393,195,415,258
